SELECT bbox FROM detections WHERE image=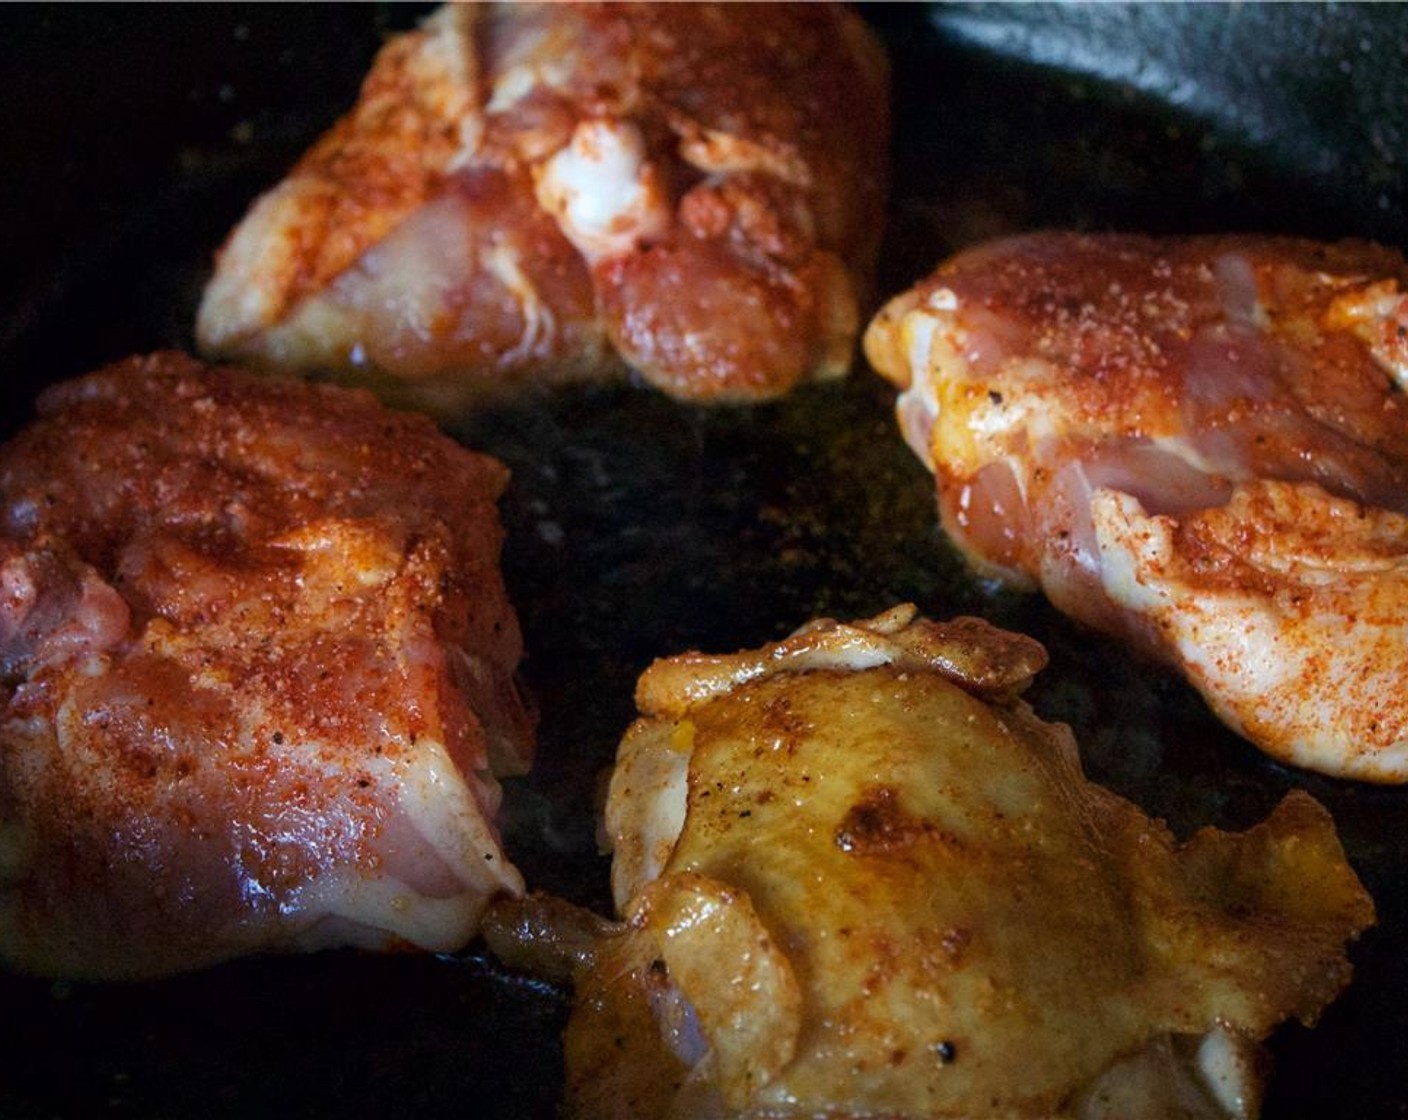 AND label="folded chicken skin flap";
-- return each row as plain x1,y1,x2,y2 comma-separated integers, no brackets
198,2,890,411
0,352,532,979
564,605,1374,1119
